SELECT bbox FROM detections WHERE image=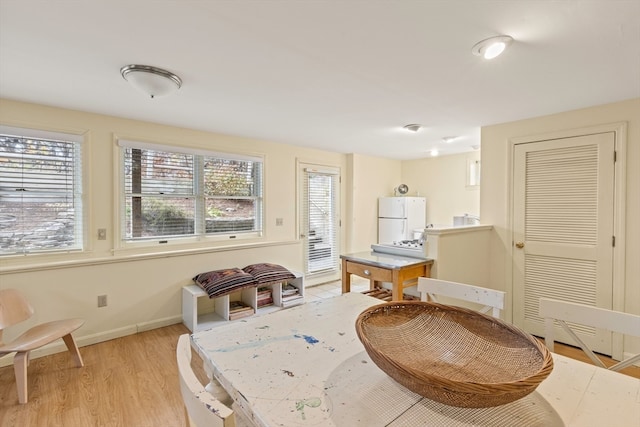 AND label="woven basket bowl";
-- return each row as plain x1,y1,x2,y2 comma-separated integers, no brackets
355,301,554,408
